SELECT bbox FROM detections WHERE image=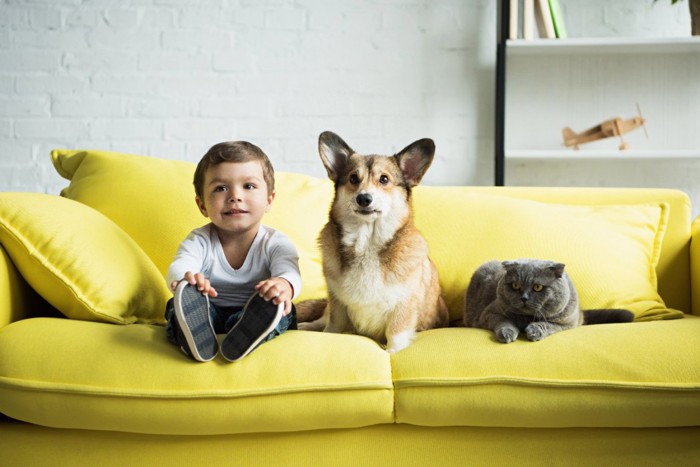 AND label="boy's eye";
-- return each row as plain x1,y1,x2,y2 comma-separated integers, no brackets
214,185,228,192
533,284,544,292
349,174,360,185
244,183,256,190
379,175,389,185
